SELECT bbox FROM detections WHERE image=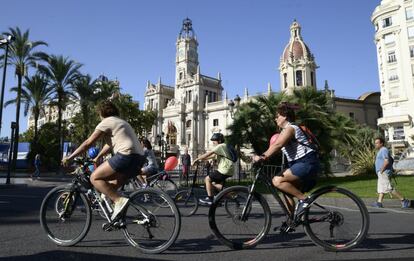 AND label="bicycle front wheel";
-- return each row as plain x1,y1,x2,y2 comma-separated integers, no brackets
122,188,181,254
174,190,198,216
303,186,370,251
40,185,92,246
209,186,271,249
